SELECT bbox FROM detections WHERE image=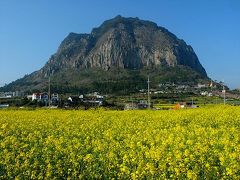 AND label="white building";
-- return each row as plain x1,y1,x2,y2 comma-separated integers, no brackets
32,92,48,101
